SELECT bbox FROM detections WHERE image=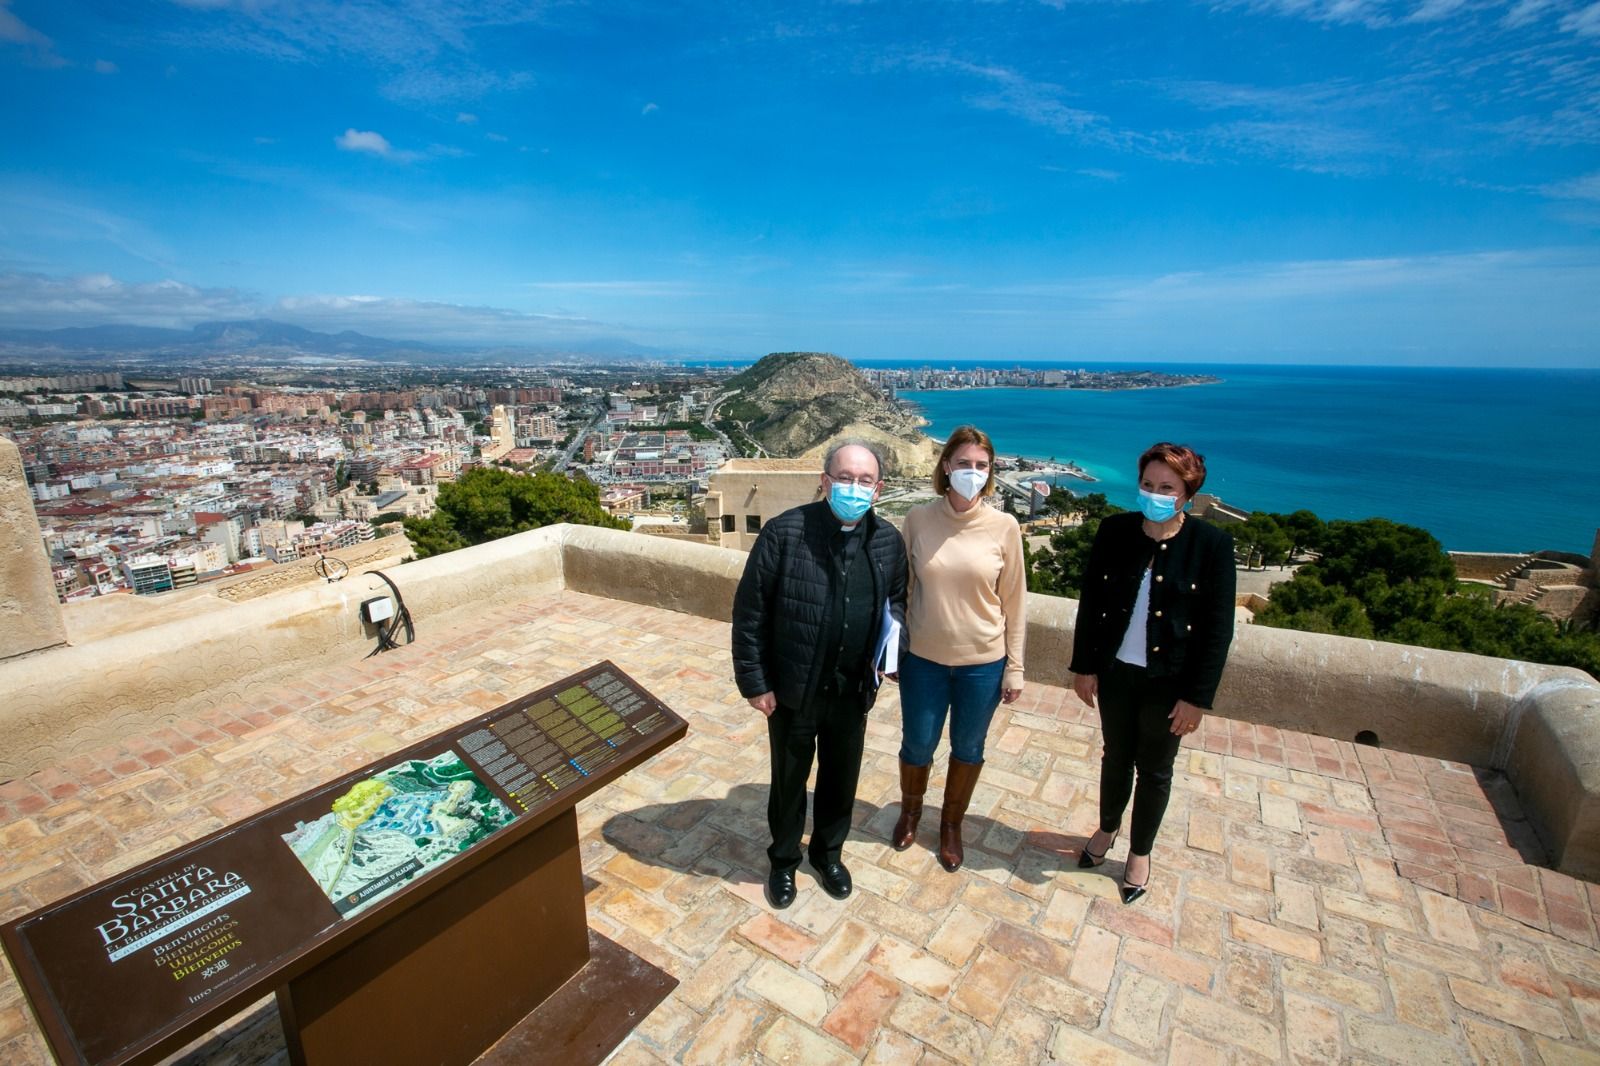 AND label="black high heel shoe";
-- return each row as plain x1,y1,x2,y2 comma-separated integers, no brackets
1077,829,1118,869
1120,854,1151,904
